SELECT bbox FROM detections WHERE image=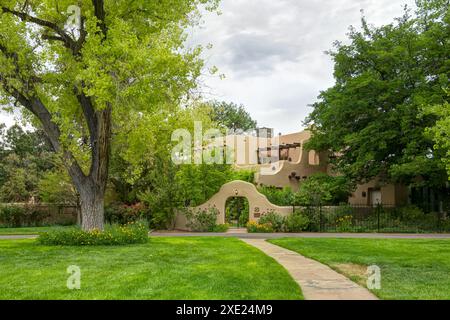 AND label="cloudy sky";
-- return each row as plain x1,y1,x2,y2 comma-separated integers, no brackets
0,0,416,133
191,0,416,134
